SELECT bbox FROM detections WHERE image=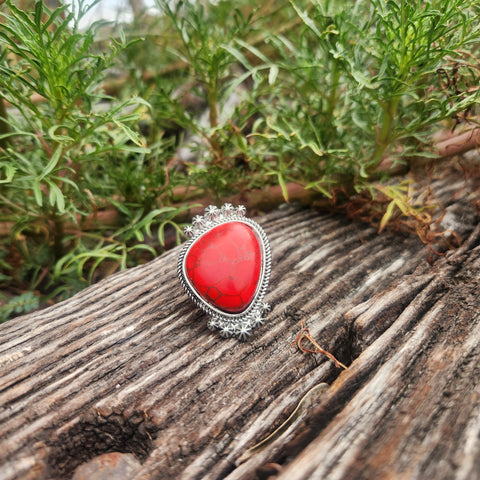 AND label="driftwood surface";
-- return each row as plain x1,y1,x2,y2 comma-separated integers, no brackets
1,165,479,480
